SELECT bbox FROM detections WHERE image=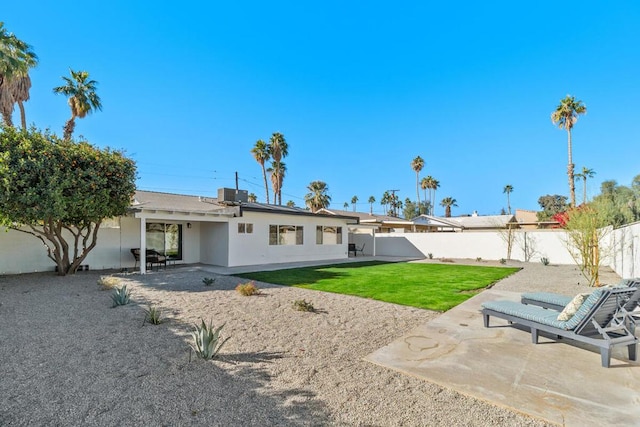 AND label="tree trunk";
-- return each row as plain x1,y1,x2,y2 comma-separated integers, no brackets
63,118,76,140
567,129,576,207
416,172,420,205
261,164,269,204
1,110,12,127
18,100,26,130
